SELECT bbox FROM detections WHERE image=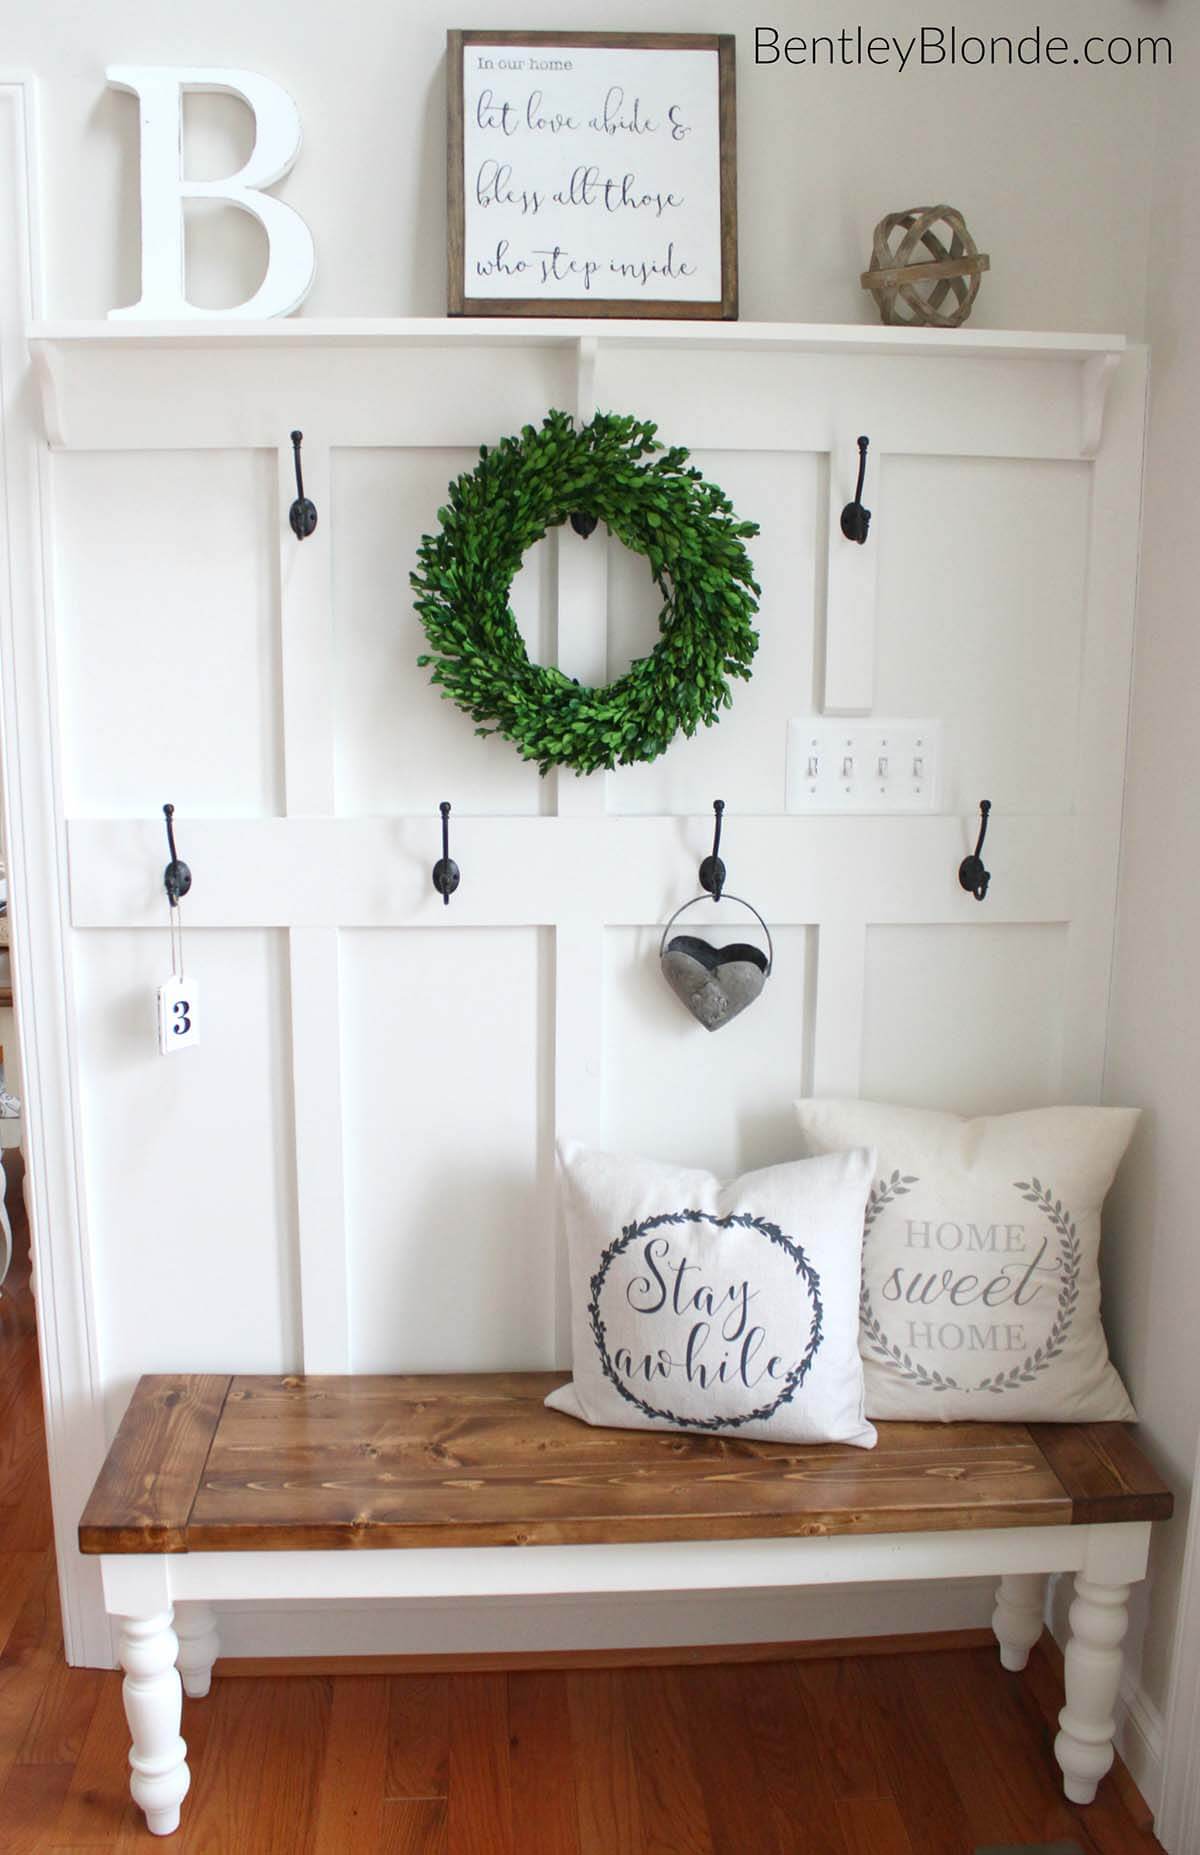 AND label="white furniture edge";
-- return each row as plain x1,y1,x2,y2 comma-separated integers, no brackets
97,1518,1152,1837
